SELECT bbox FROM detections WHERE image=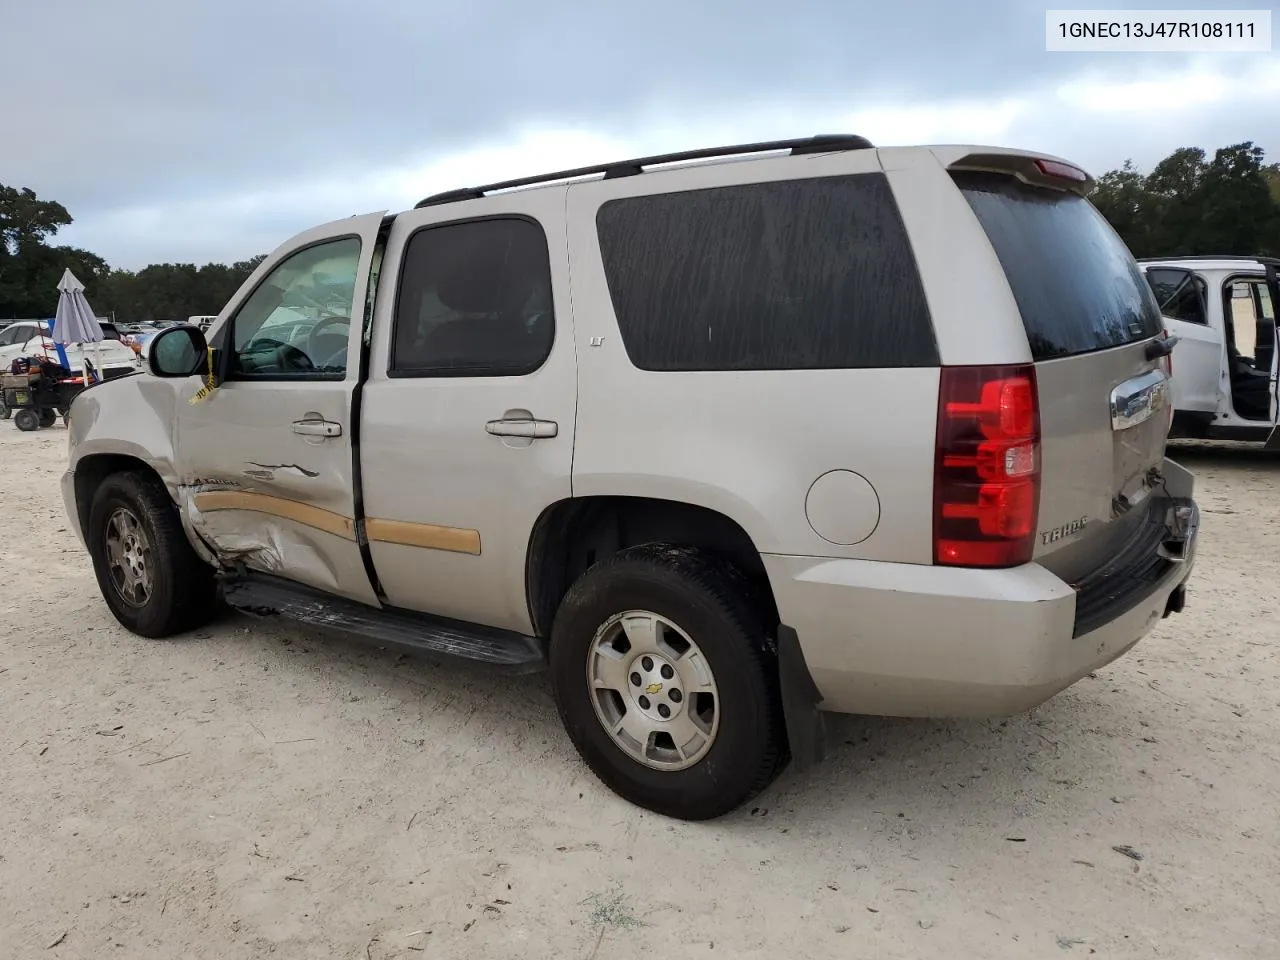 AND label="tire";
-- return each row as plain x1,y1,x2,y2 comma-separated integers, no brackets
549,544,786,821
0,399,10,420
87,470,218,638
38,410,56,428
13,408,39,431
